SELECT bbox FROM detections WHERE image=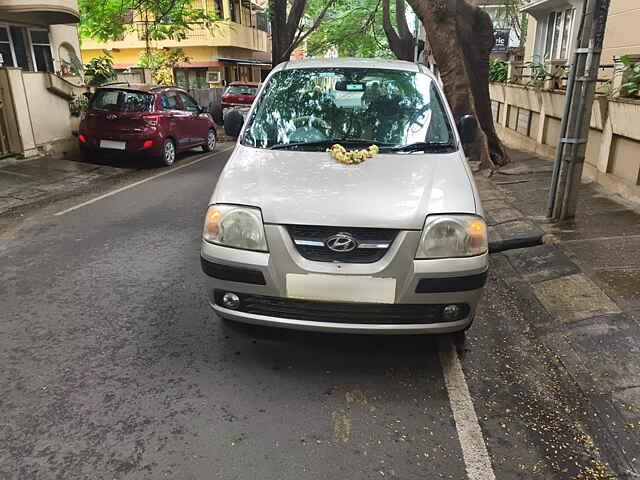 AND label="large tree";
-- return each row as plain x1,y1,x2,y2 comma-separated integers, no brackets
269,0,337,66
405,0,509,168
